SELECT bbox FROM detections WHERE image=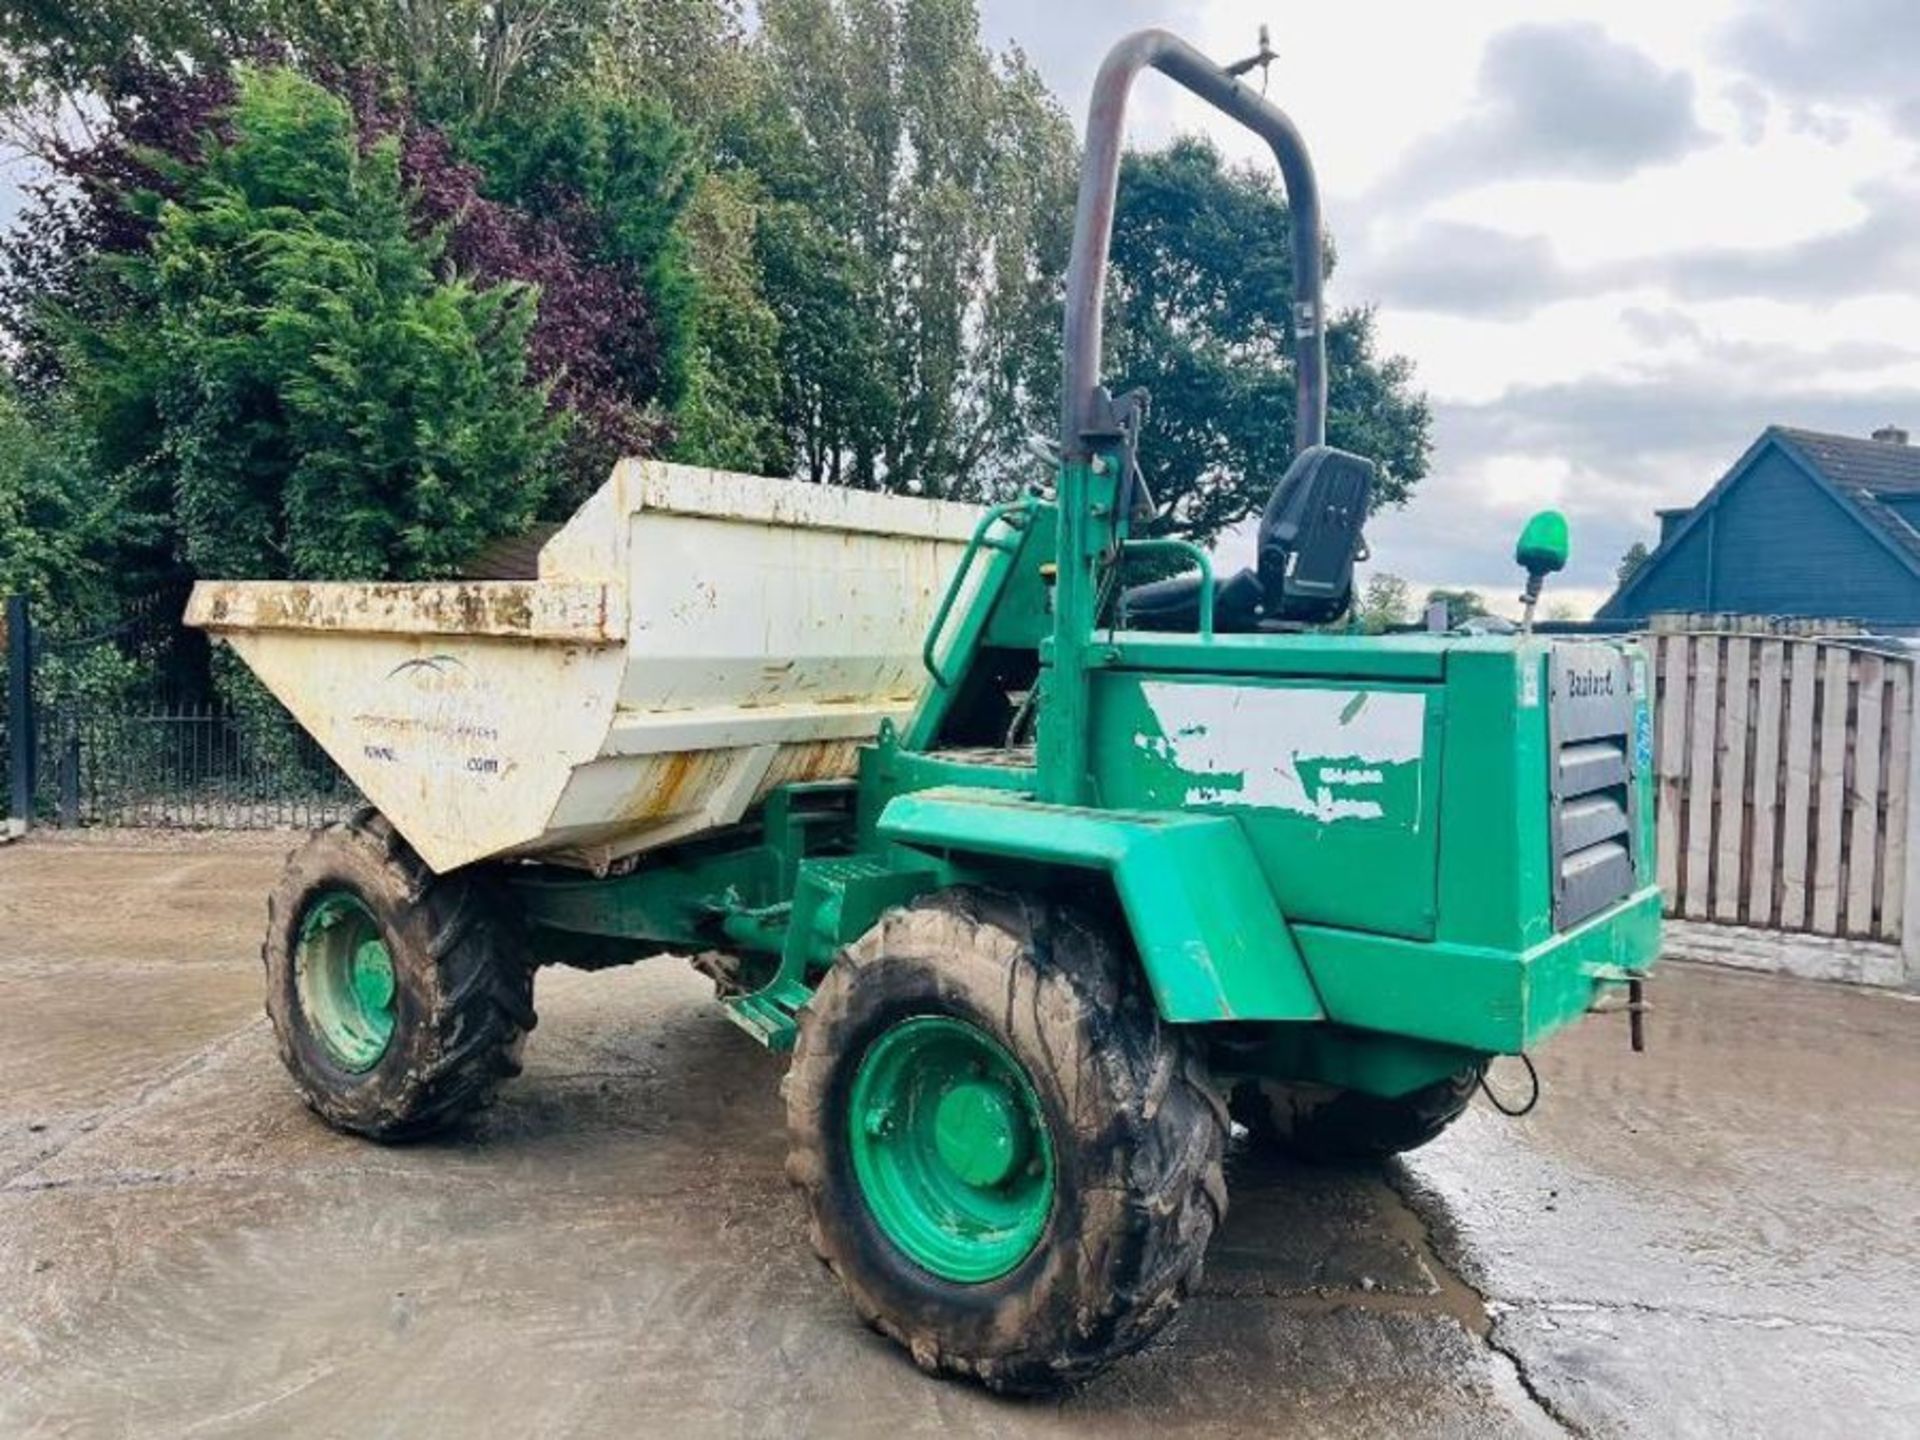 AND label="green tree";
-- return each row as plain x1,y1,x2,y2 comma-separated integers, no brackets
672,170,788,473
586,0,756,127
459,89,702,391
1108,136,1431,544
62,66,558,584
0,384,116,615
739,0,1077,496
1356,572,1412,633
752,198,897,486
1616,539,1651,587
0,380,151,708
0,2,780,150
5,1,1439,564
